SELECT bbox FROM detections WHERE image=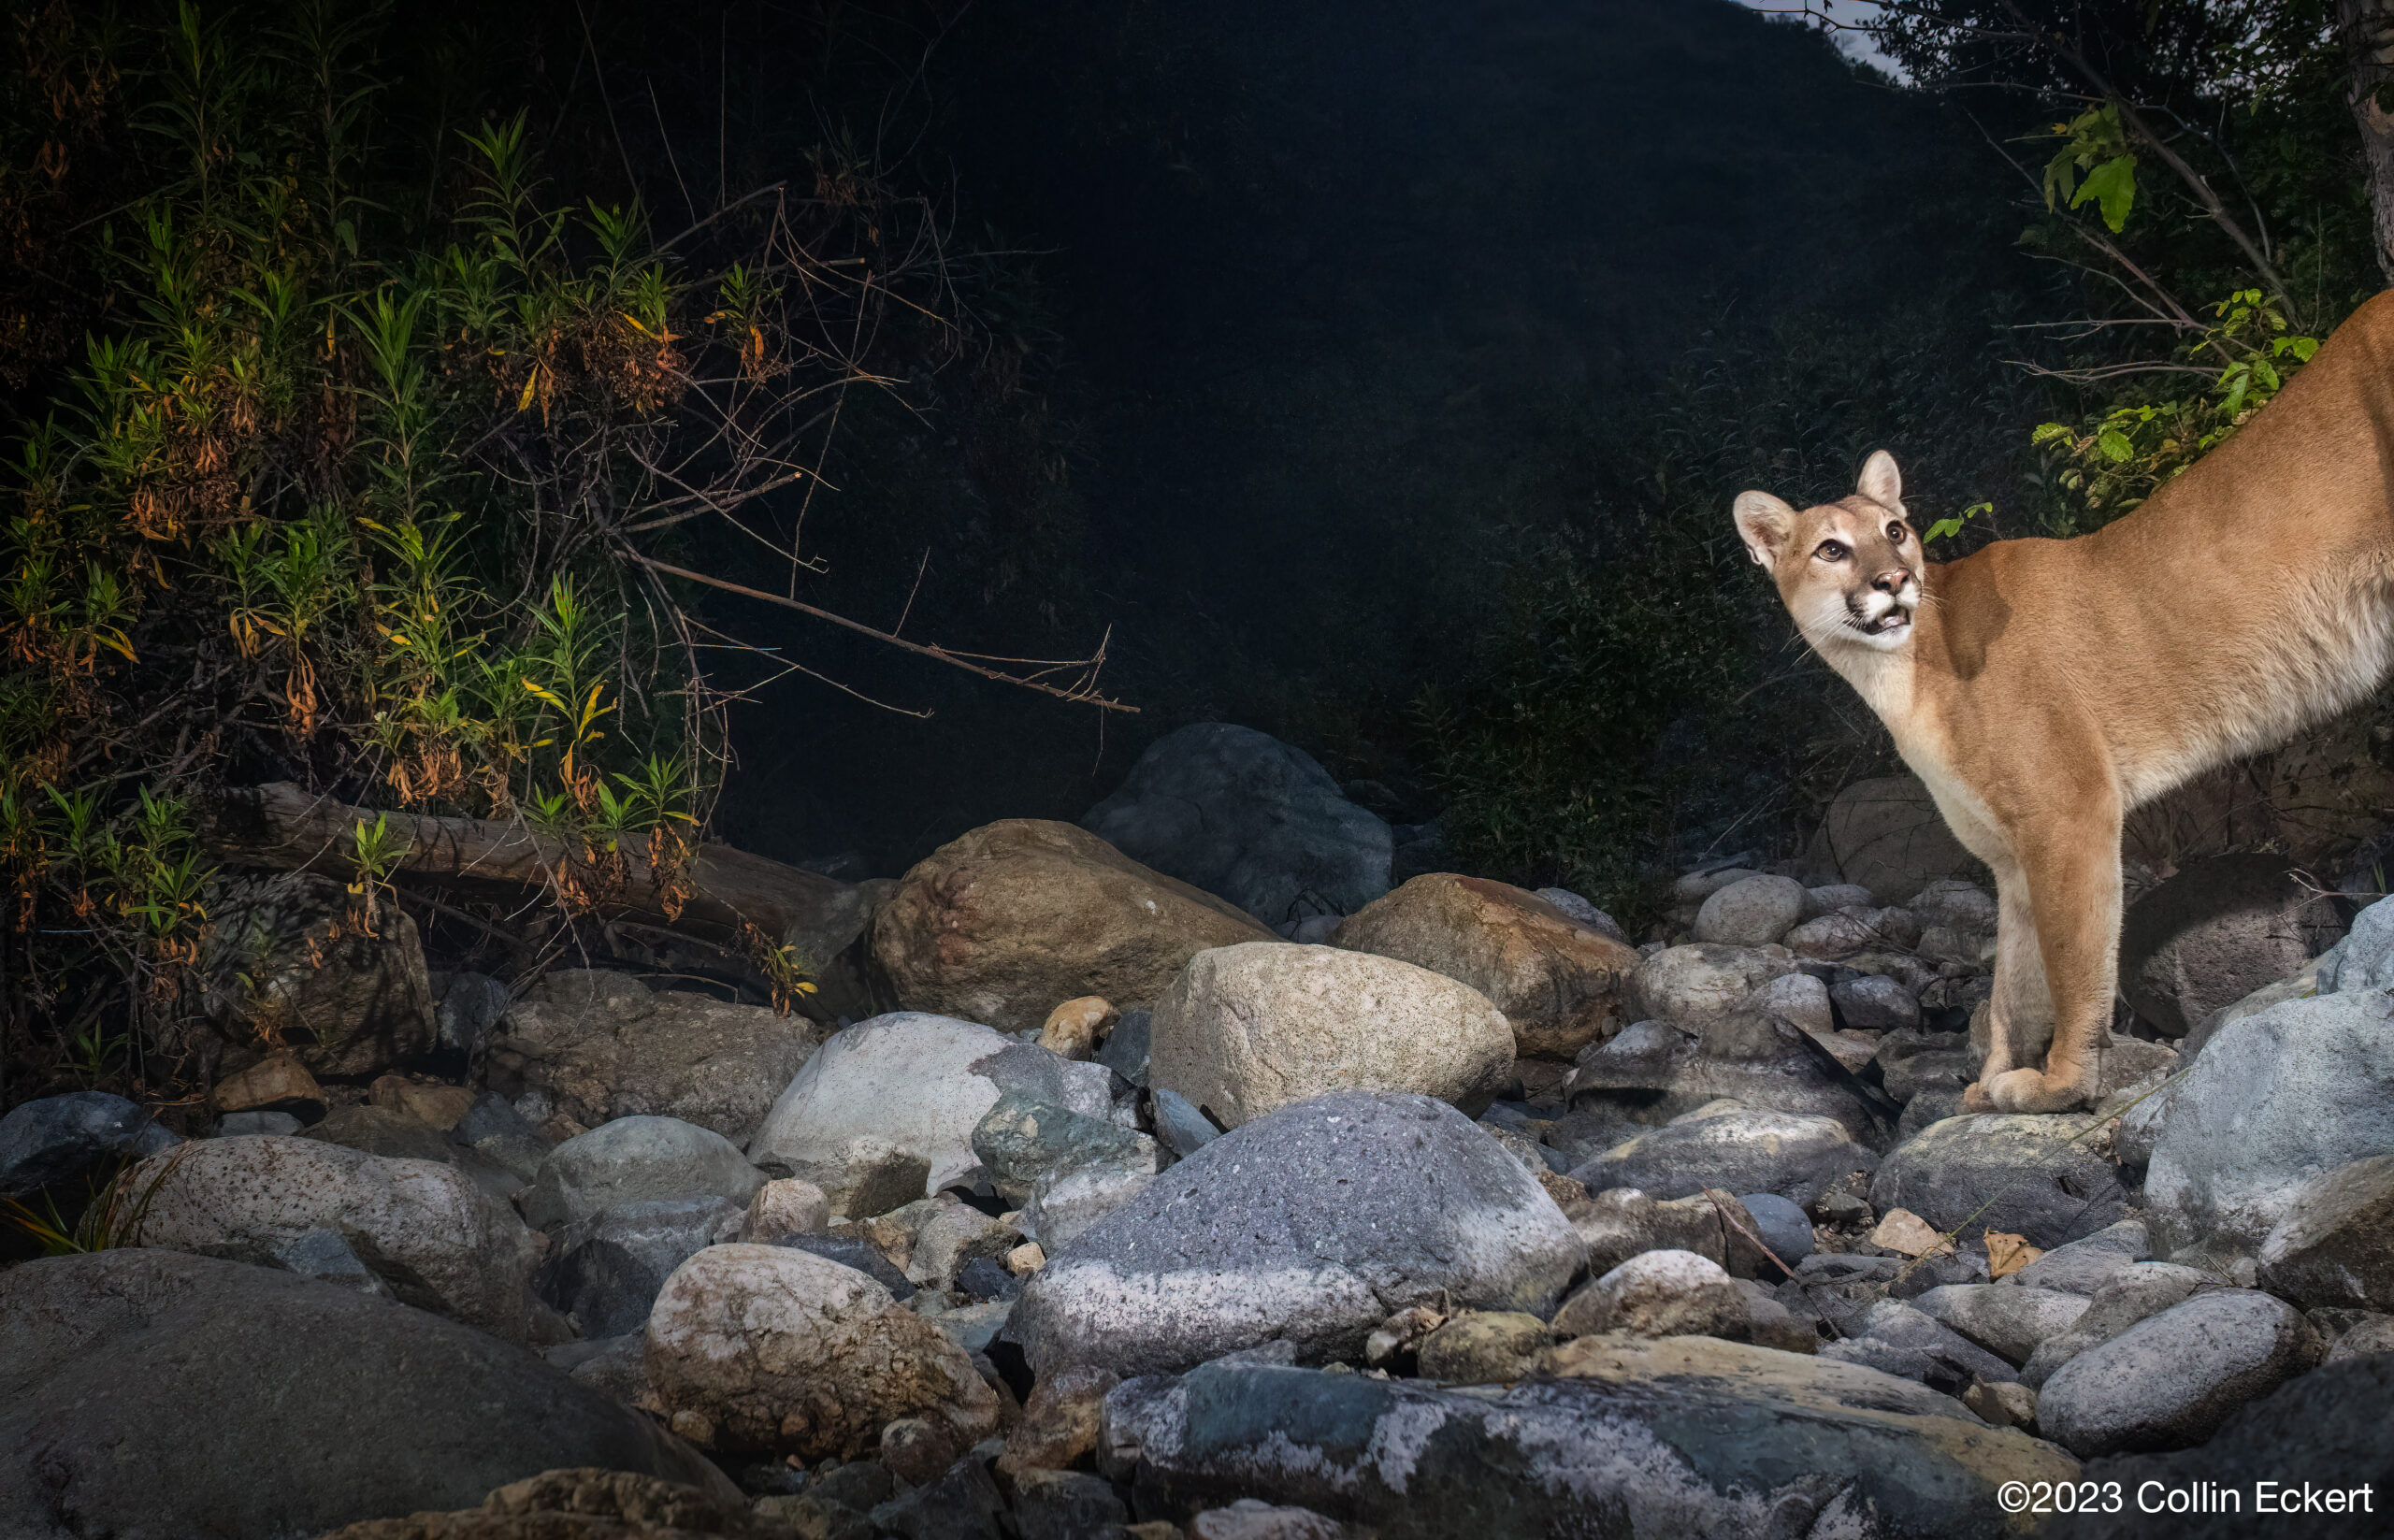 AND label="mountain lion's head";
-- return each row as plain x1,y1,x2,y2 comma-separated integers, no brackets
1732,450,1923,654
